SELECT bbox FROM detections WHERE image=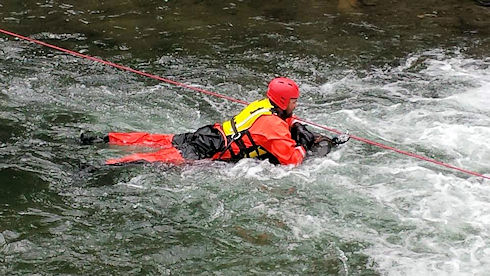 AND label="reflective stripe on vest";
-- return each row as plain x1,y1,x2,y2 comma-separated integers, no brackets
222,98,273,136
